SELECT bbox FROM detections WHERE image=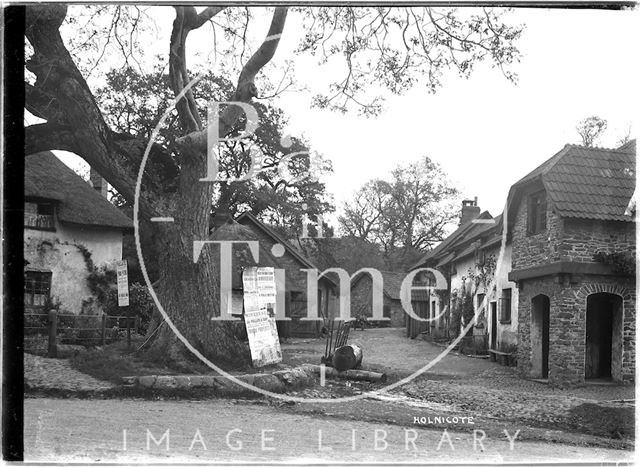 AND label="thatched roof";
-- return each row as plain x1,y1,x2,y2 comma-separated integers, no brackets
25,152,132,230
209,220,304,291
